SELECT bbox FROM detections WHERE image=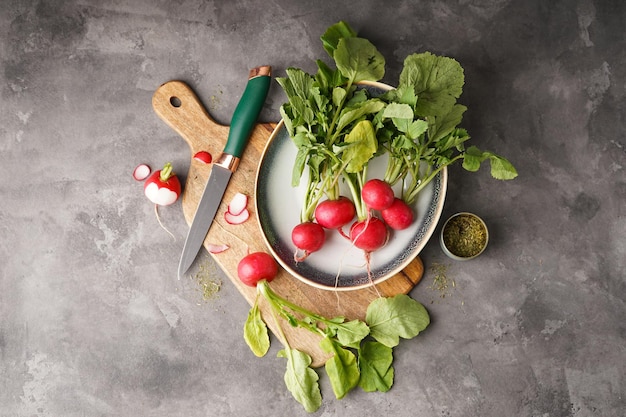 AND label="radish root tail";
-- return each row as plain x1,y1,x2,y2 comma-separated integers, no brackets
154,204,176,241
